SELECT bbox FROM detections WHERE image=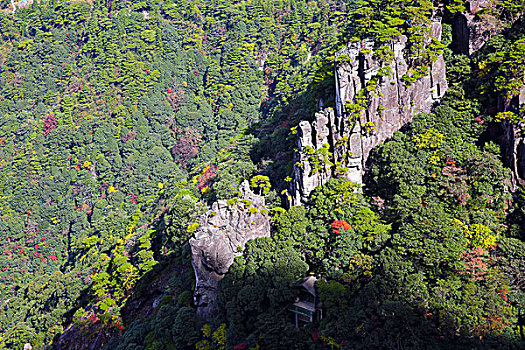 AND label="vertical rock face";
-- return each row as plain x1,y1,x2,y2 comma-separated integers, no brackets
500,121,525,188
190,181,270,319
517,91,525,185
289,19,448,206
337,20,447,179
289,108,340,206
452,0,514,56
498,89,525,189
